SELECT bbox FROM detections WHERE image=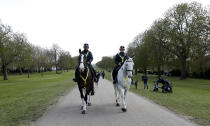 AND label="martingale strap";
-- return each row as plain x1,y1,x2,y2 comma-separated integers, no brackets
80,69,89,87
118,53,124,62
85,51,89,57
122,71,128,88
